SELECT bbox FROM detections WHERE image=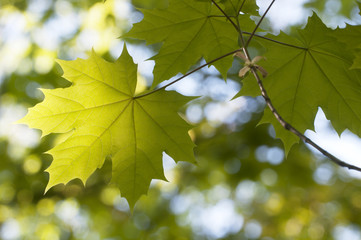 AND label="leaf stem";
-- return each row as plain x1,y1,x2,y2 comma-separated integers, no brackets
243,31,308,50
238,0,247,14
211,0,307,51
133,49,241,99
245,0,275,47
234,7,246,47
211,0,248,52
